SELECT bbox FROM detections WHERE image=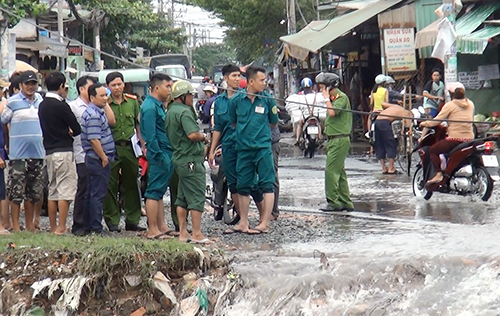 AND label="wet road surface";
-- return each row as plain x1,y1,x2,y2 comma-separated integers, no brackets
218,139,500,315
